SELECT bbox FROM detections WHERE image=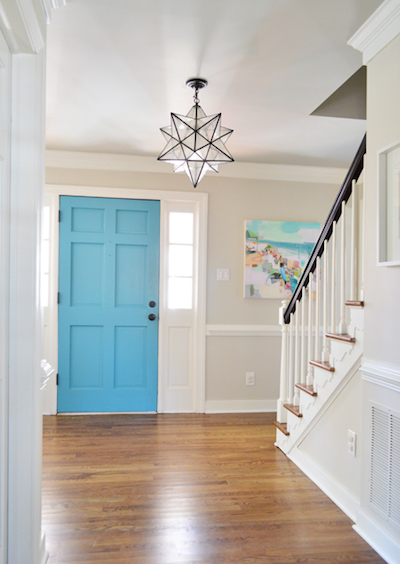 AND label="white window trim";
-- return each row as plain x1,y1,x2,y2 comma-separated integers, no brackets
44,184,208,414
